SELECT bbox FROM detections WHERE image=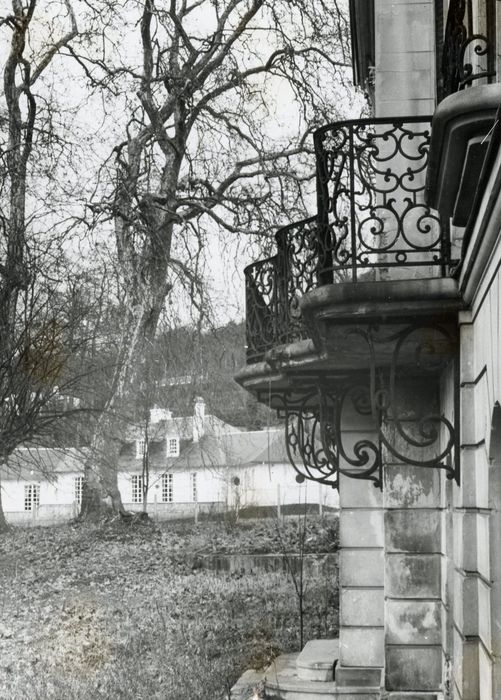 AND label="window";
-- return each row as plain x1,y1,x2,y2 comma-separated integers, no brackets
24,484,40,511
131,475,143,503
135,439,145,459
166,437,179,457
74,476,83,504
162,473,173,502
190,472,197,502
